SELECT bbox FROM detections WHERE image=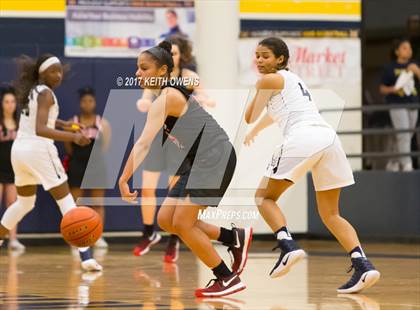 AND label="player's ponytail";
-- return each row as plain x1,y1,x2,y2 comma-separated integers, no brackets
143,40,174,76
13,53,55,109
259,37,290,71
